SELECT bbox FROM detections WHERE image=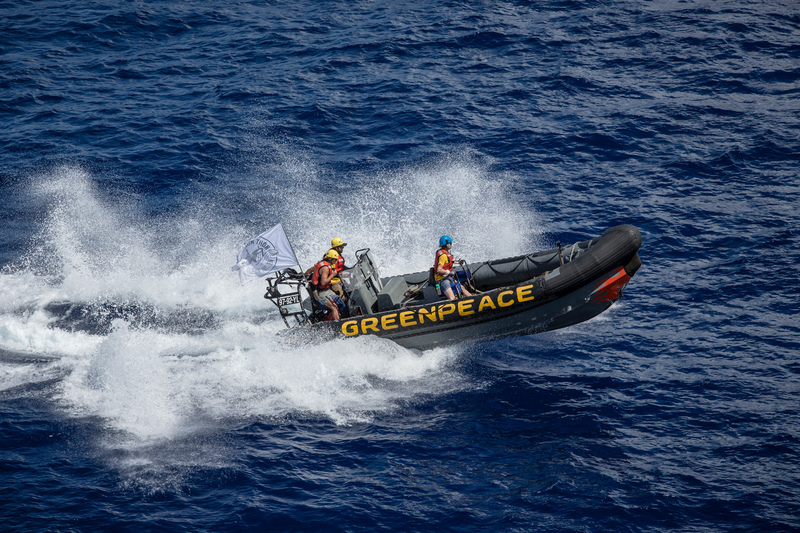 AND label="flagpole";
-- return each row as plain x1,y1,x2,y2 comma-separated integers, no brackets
275,223,314,327
280,223,308,287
